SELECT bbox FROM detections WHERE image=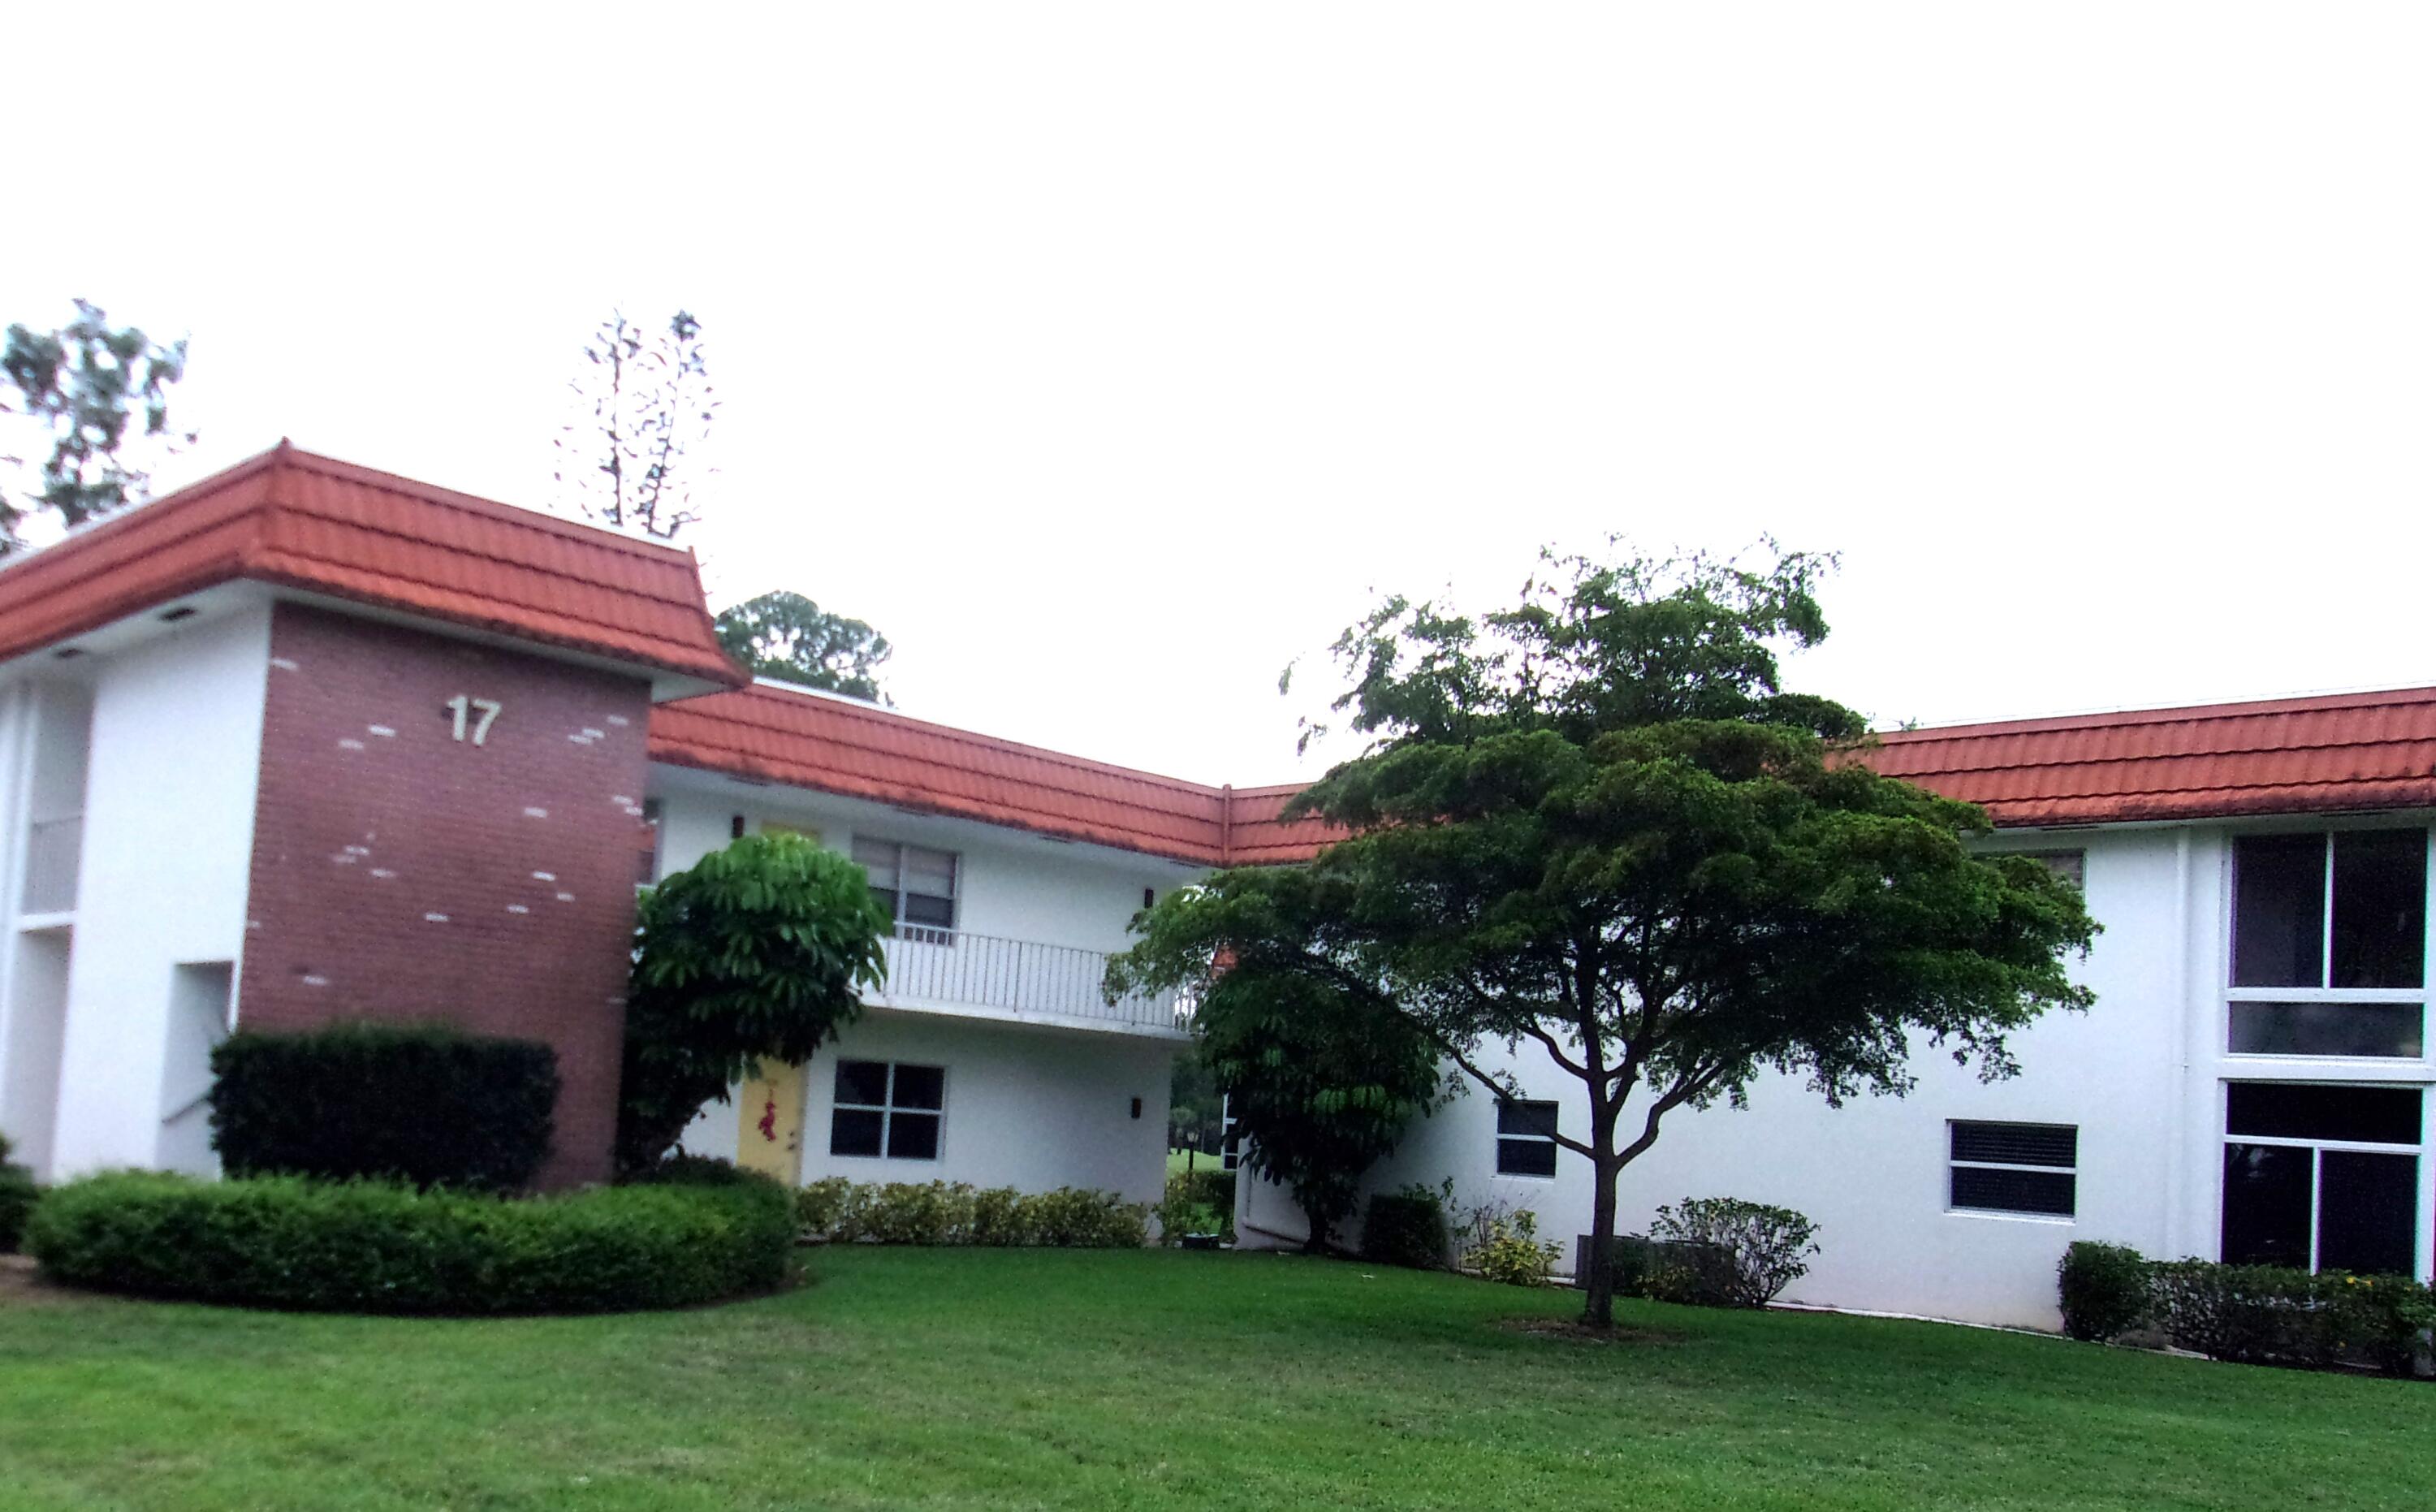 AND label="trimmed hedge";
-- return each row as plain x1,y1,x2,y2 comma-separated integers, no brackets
0,1133,35,1252
211,1023,559,1194
2054,1242,2435,1376
2151,1259,2434,1375
1361,1190,1449,1269
25,1169,795,1314
796,1178,1147,1248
